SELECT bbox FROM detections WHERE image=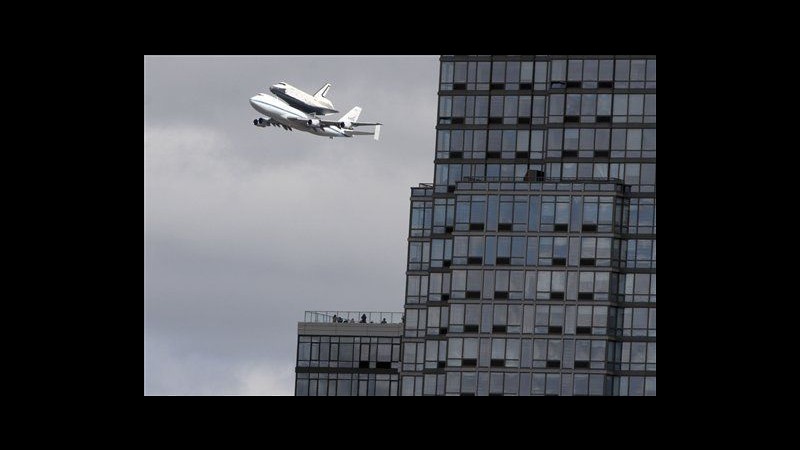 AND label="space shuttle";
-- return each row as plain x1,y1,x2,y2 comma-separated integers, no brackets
269,82,338,116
